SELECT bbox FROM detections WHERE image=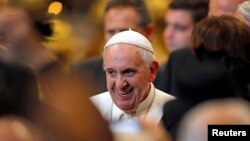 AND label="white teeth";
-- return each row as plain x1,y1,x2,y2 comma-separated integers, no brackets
117,91,128,94
116,89,133,94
